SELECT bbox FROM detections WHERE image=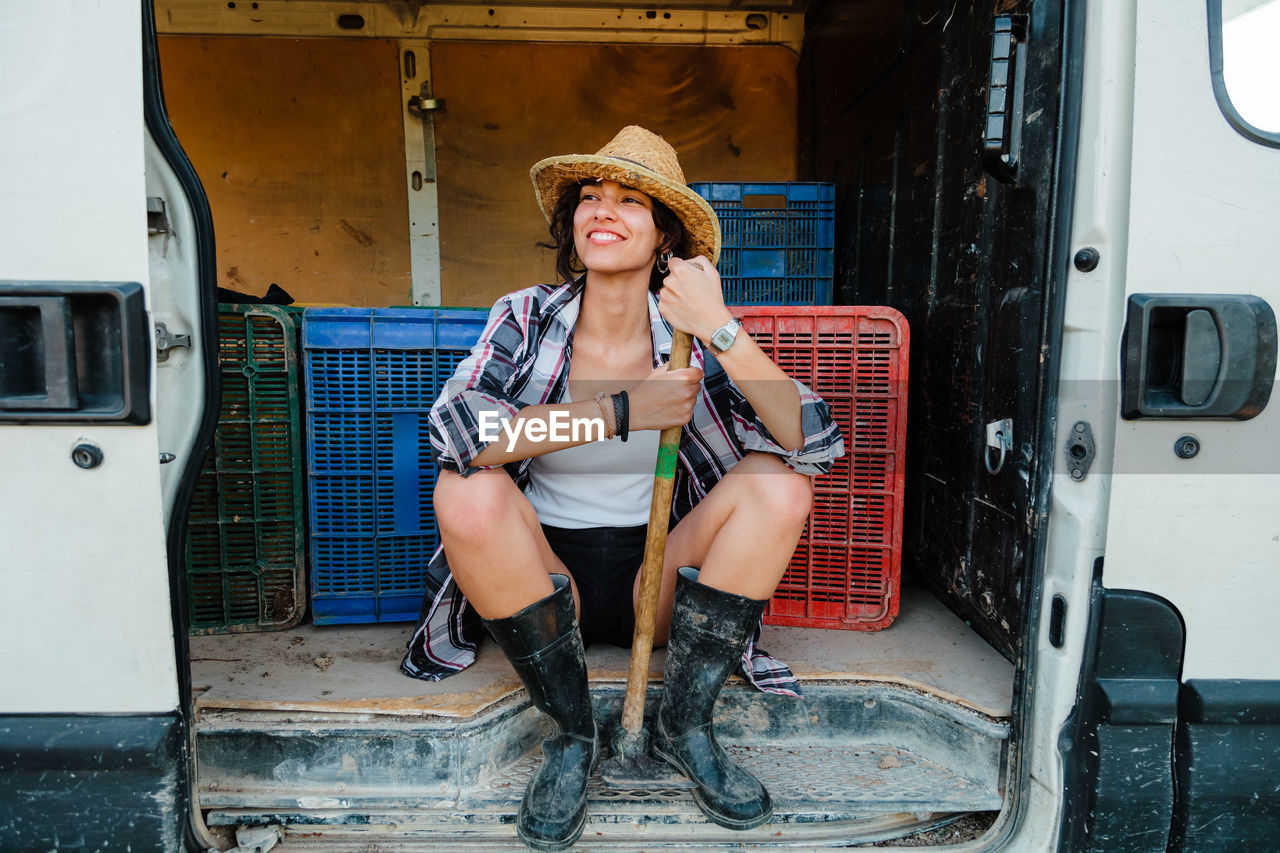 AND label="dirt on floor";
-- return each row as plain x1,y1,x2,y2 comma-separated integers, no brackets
865,812,999,847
